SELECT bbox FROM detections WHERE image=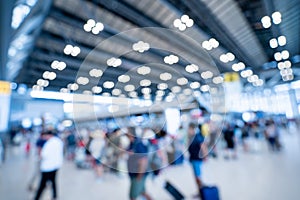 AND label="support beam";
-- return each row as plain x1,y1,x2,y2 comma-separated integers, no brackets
0,0,15,80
